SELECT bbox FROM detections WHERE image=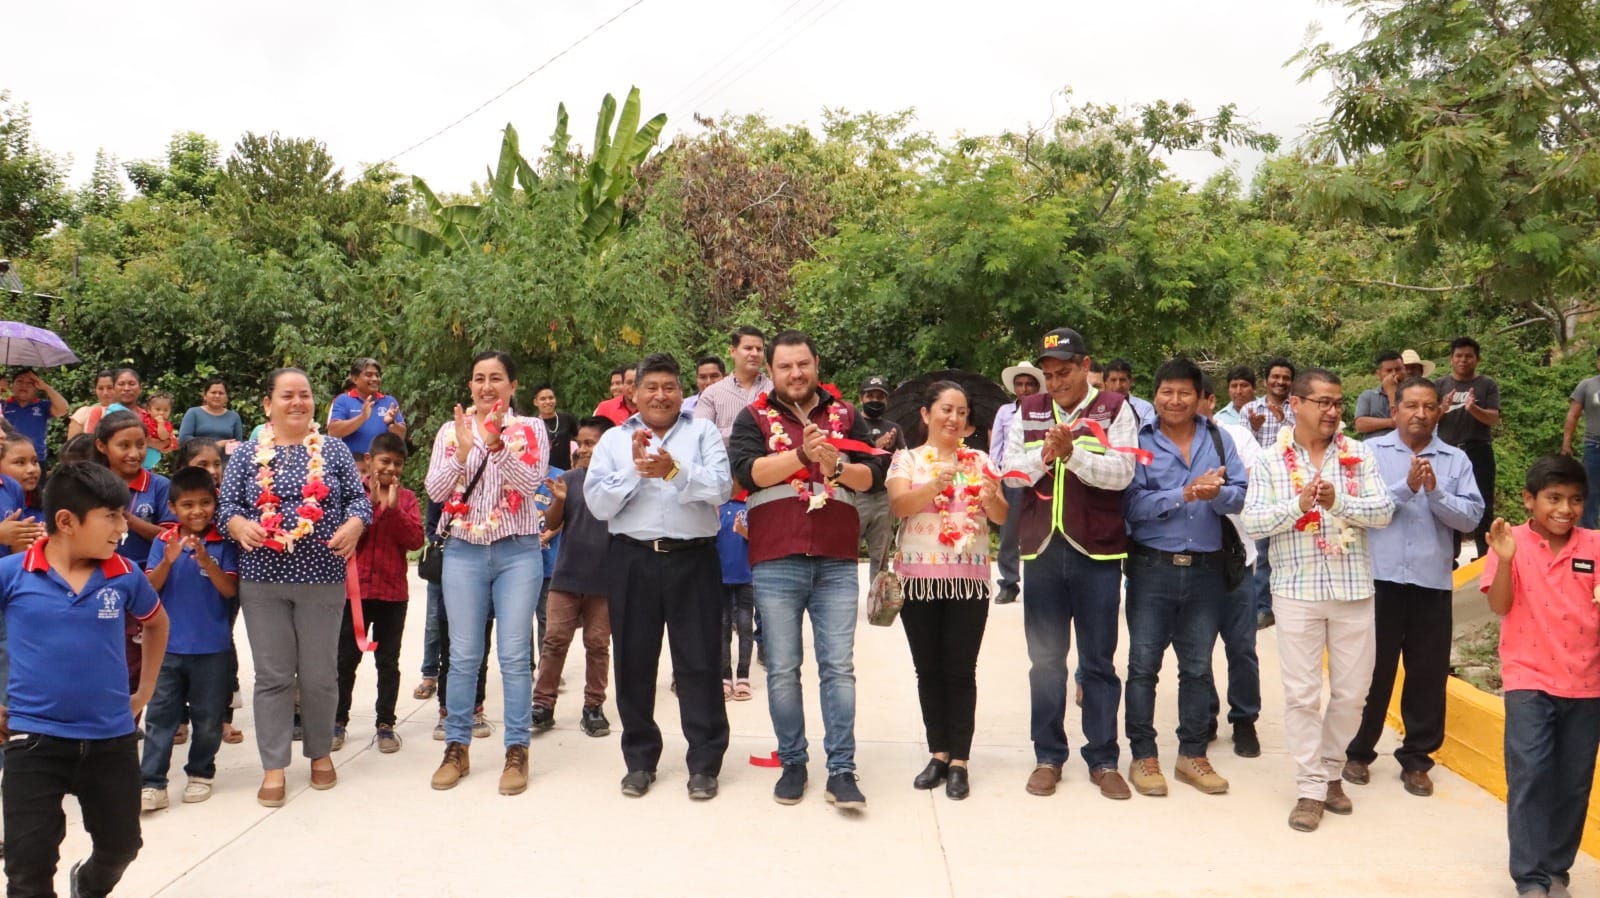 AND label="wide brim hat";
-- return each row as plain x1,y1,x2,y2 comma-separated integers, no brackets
1400,349,1436,377
1000,361,1044,395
